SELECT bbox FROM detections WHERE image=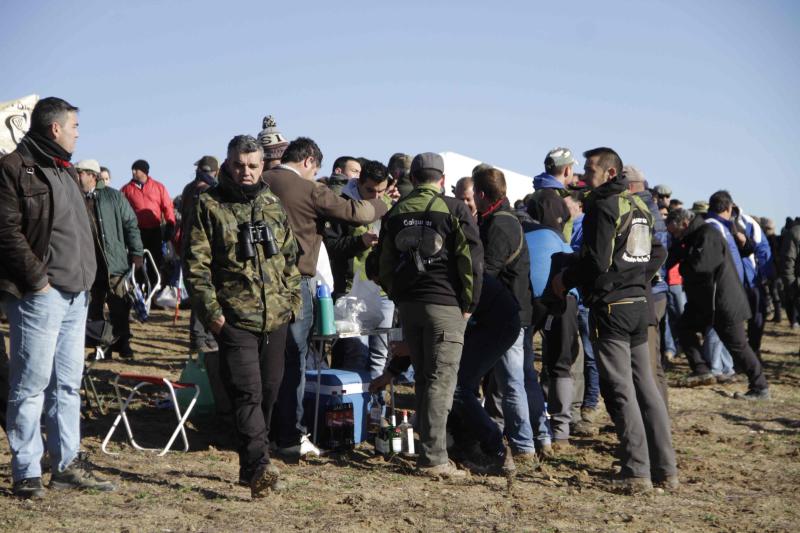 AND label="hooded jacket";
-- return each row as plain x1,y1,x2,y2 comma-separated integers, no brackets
562,179,659,306
528,172,570,234
87,180,144,277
